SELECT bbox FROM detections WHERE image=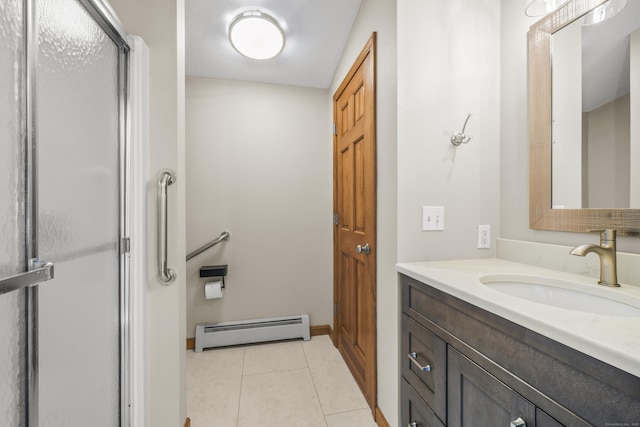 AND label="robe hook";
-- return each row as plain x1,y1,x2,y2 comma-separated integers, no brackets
451,113,473,146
